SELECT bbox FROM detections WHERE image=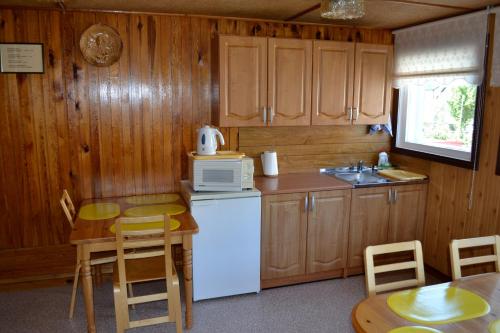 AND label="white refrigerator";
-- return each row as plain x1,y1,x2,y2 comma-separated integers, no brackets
181,181,261,301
